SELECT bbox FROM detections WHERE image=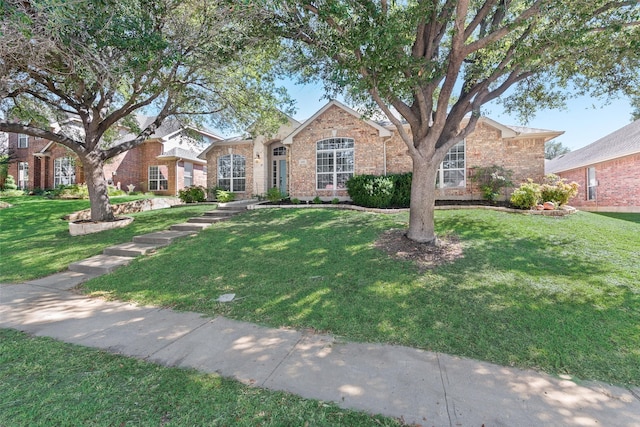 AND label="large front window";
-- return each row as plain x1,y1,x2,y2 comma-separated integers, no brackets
148,165,168,191
218,154,245,192
436,140,465,188
316,137,354,190
18,162,29,189
54,157,76,186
